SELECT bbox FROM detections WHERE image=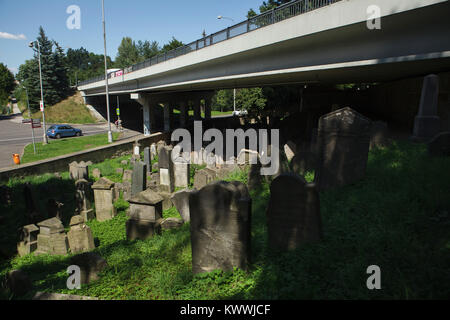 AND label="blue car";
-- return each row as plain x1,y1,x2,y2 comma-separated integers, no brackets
47,125,83,139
